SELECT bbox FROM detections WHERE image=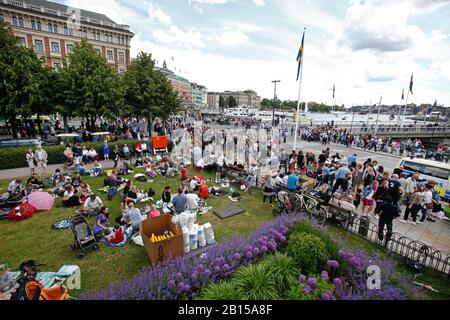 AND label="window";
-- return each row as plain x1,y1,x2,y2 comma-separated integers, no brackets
12,16,18,26
34,39,44,52
64,26,73,36
53,24,58,33
107,34,112,43
51,42,59,53
66,44,73,54
0,14,4,22
48,23,53,33
422,166,450,180
19,17,24,27
31,20,36,29
53,62,61,71
107,50,113,61
97,32,101,41
118,52,125,64
36,21,42,31
19,37,26,47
